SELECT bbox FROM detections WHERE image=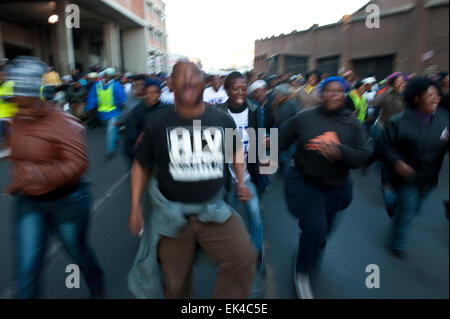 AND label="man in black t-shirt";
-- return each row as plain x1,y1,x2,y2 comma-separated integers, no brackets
128,61,257,299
